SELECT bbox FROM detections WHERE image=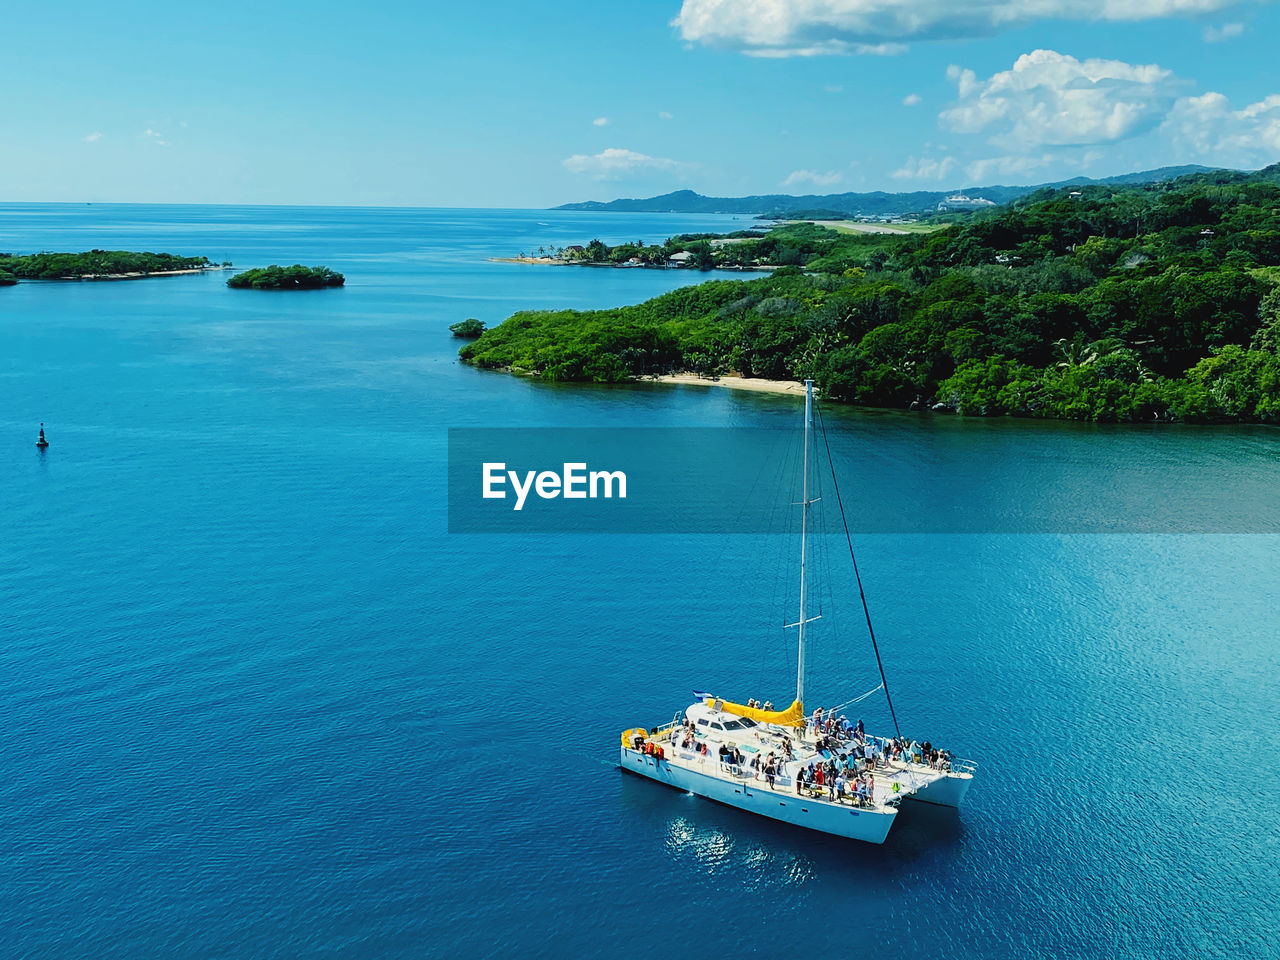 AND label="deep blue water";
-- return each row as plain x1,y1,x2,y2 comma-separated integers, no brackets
1,204,1277,960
